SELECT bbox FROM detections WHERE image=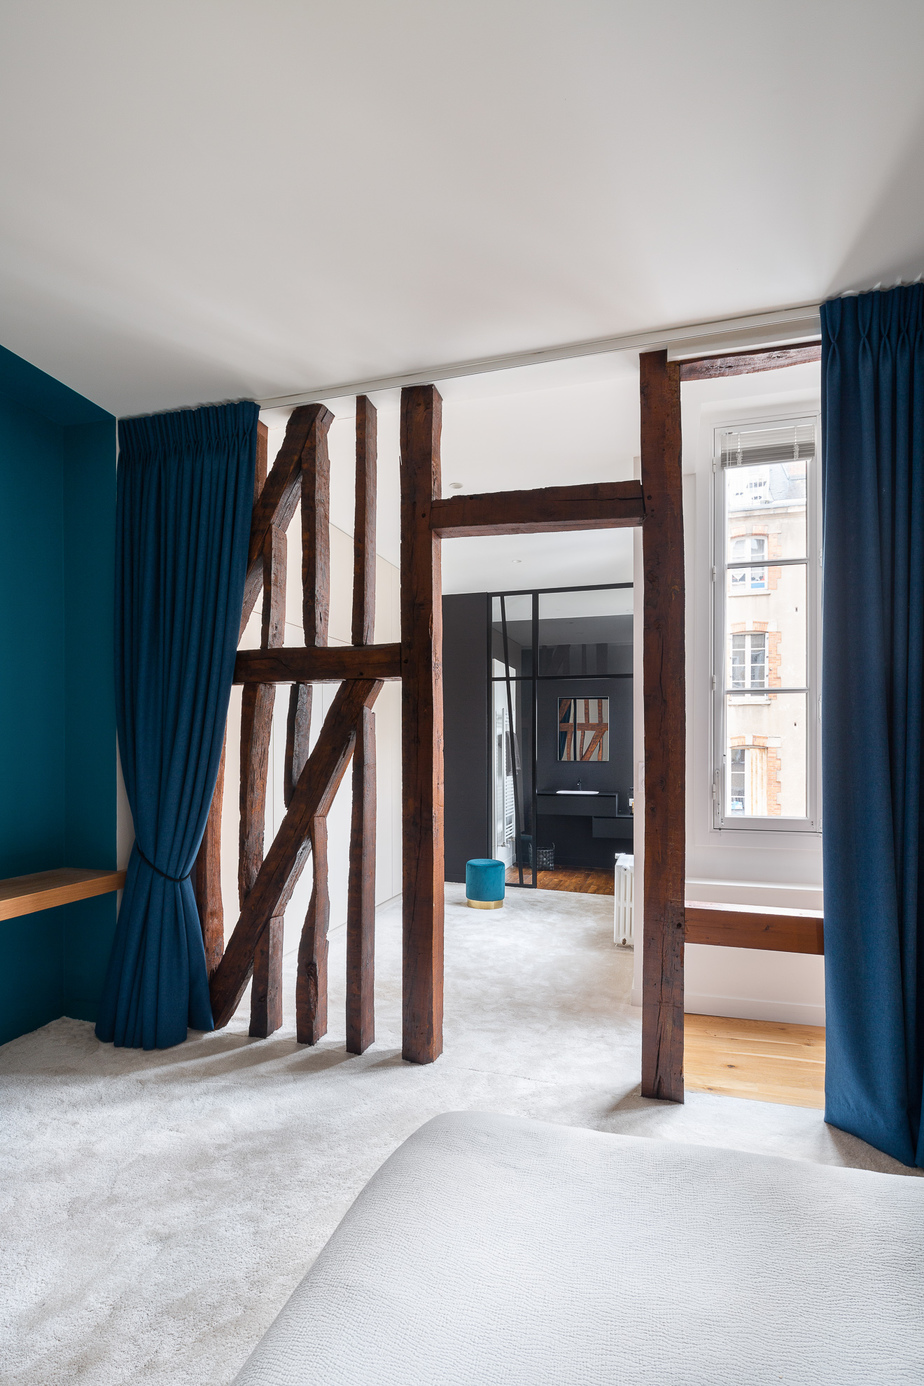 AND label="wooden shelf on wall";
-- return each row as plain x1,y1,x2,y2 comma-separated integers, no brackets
0,868,126,922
